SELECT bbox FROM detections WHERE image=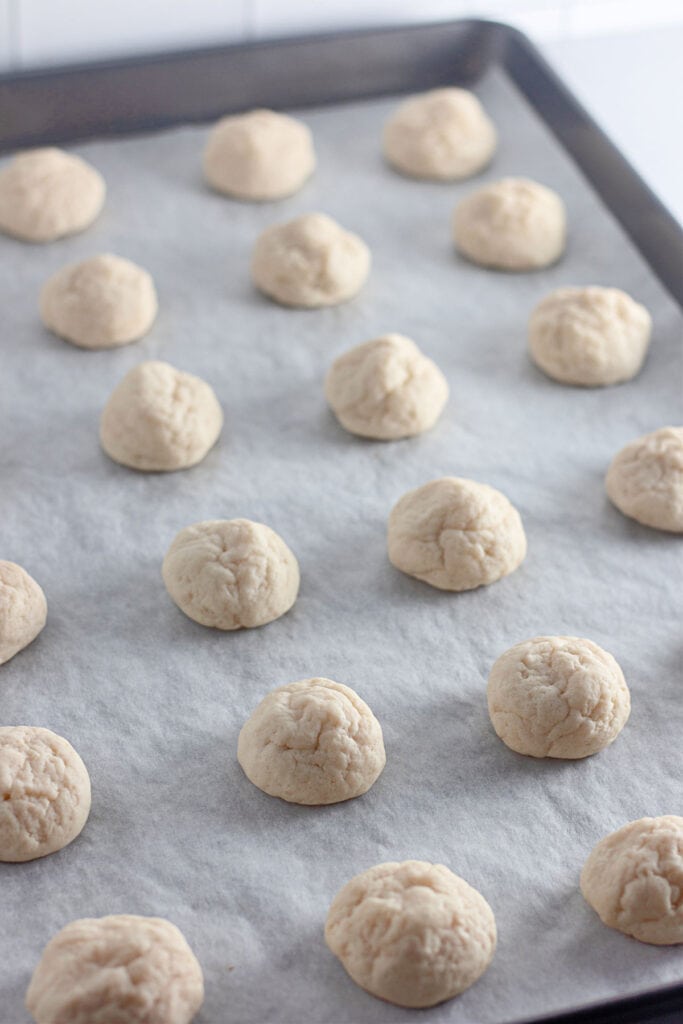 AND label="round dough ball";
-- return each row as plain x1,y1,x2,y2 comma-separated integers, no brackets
100,360,223,472
383,88,496,181
325,334,448,440
0,147,105,243
388,477,526,591
453,177,566,270
0,561,47,665
580,816,683,945
238,677,385,805
251,212,370,308
325,860,496,1008
0,726,90,862
40,253,157,350
605,426,683,533
204,108,316,201
26,914,204,1023
487,636,630,759
162,518,299,630
529,286,651,387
